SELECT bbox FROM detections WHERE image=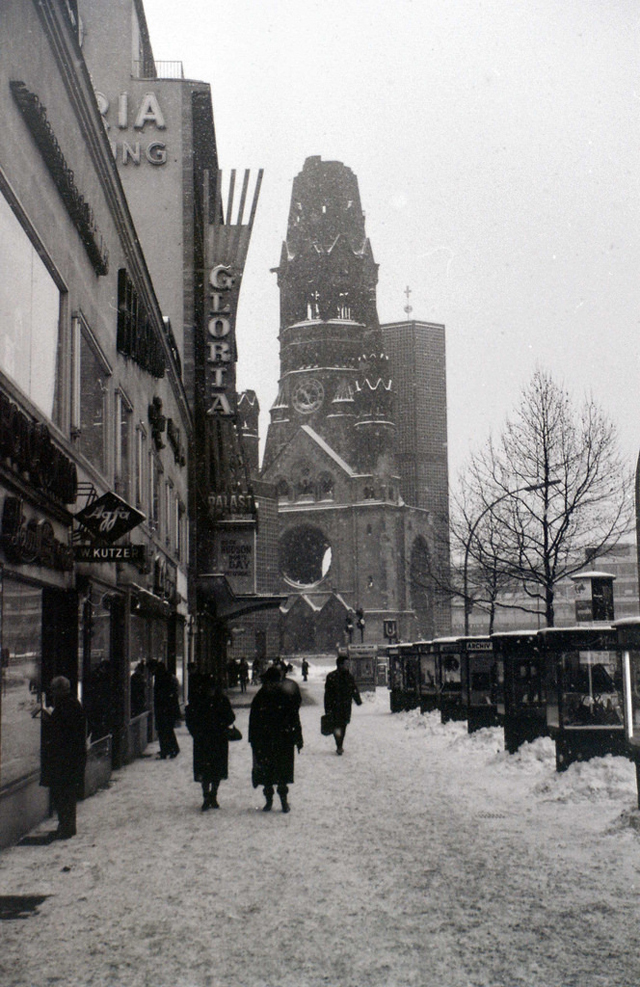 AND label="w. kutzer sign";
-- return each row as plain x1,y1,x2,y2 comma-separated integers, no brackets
75,492,145,544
